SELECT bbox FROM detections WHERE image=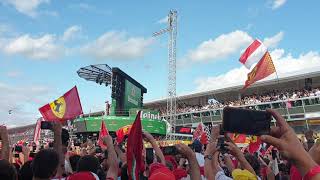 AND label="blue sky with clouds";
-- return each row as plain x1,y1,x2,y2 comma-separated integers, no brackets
1,0,320,127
